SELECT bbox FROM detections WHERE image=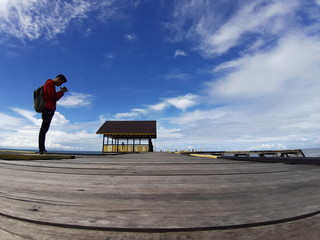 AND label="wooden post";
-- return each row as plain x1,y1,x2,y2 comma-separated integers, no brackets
117,138,119,152
102,134,105,153
106,136,109,152
111,138,114,152
127,138,129,152
133,139,135,152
